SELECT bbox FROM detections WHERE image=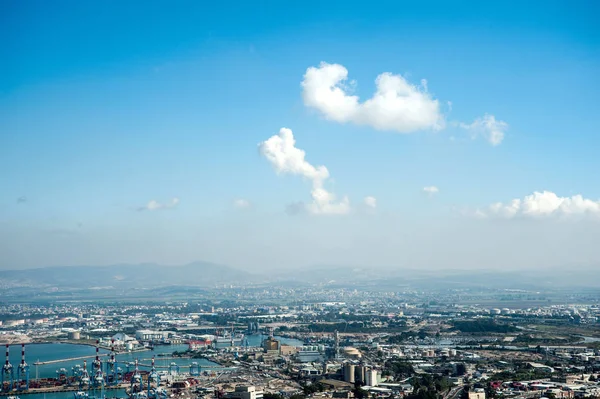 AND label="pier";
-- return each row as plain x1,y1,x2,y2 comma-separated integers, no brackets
0,384,126,396
33,353,110,365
